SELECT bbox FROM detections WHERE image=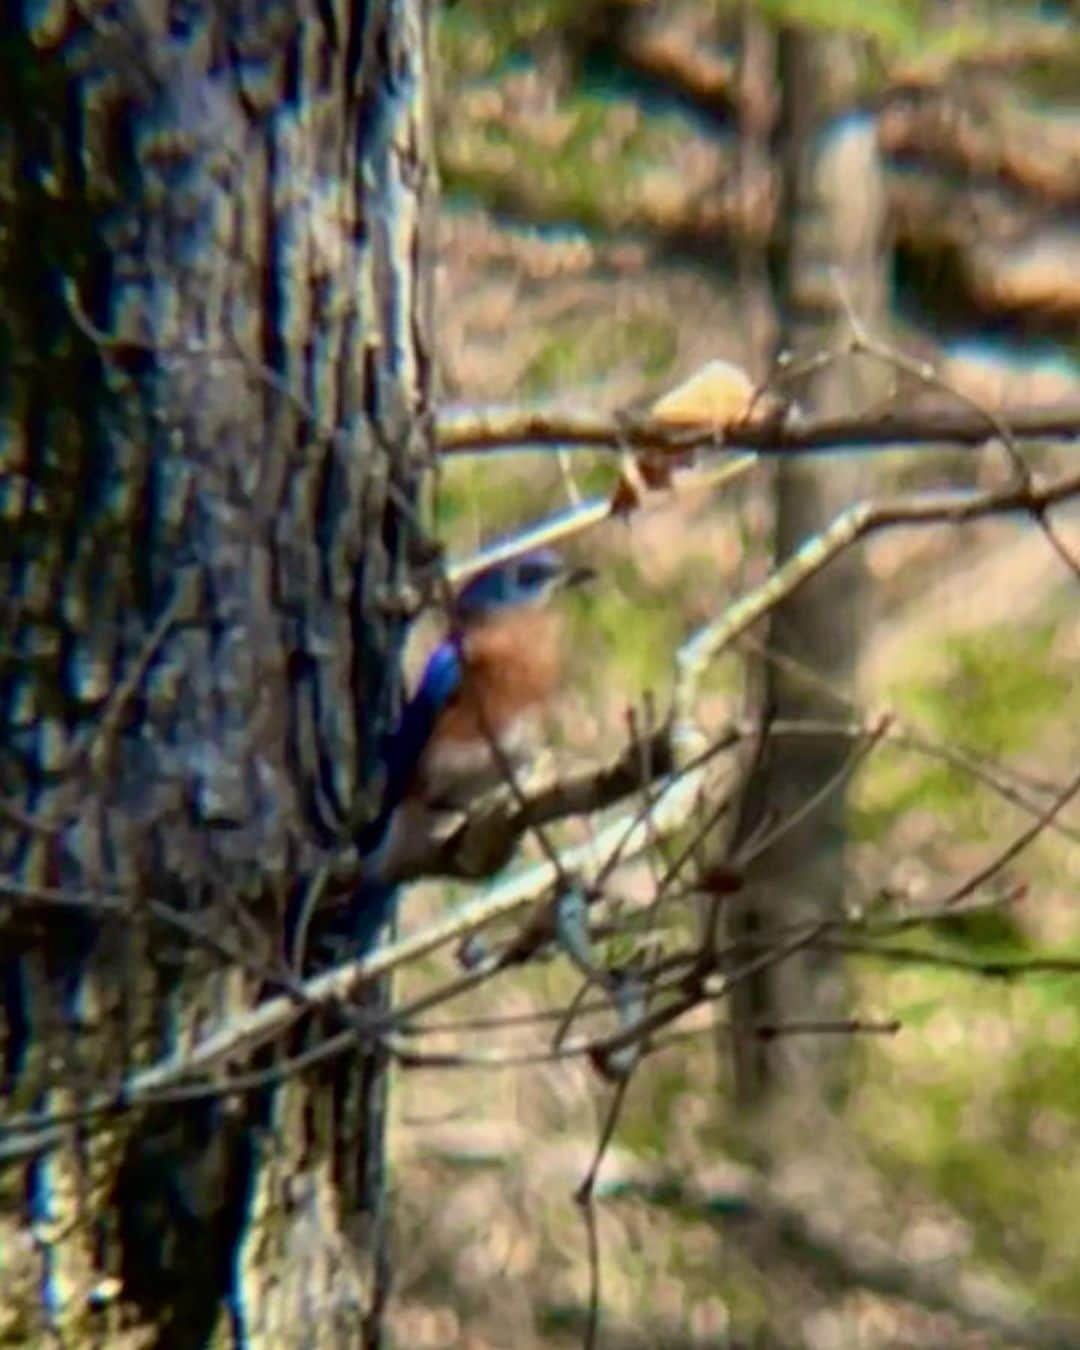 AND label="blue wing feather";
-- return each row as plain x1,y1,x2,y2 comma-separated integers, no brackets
350,641,463,954
379,640,462,817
